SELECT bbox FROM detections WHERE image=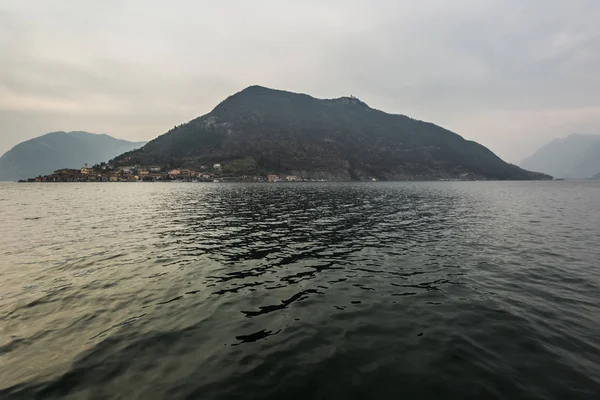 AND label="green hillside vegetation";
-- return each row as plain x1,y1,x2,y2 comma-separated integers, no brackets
114,86,551,181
